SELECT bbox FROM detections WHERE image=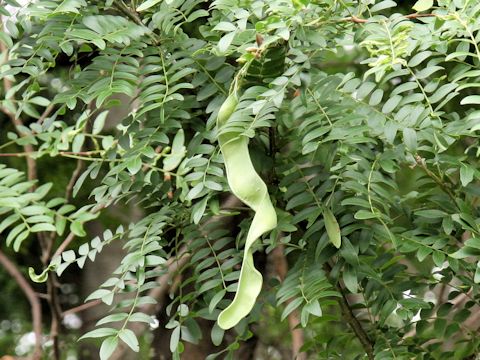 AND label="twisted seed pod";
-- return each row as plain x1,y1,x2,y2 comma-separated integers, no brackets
216,94,277,330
